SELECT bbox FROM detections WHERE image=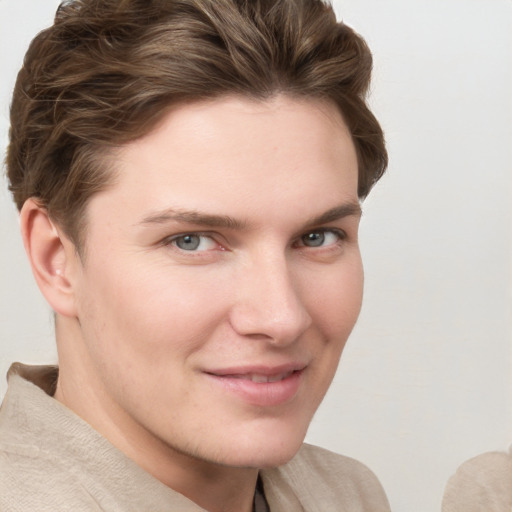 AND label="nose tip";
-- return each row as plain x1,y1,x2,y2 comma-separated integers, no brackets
229,265,312,345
